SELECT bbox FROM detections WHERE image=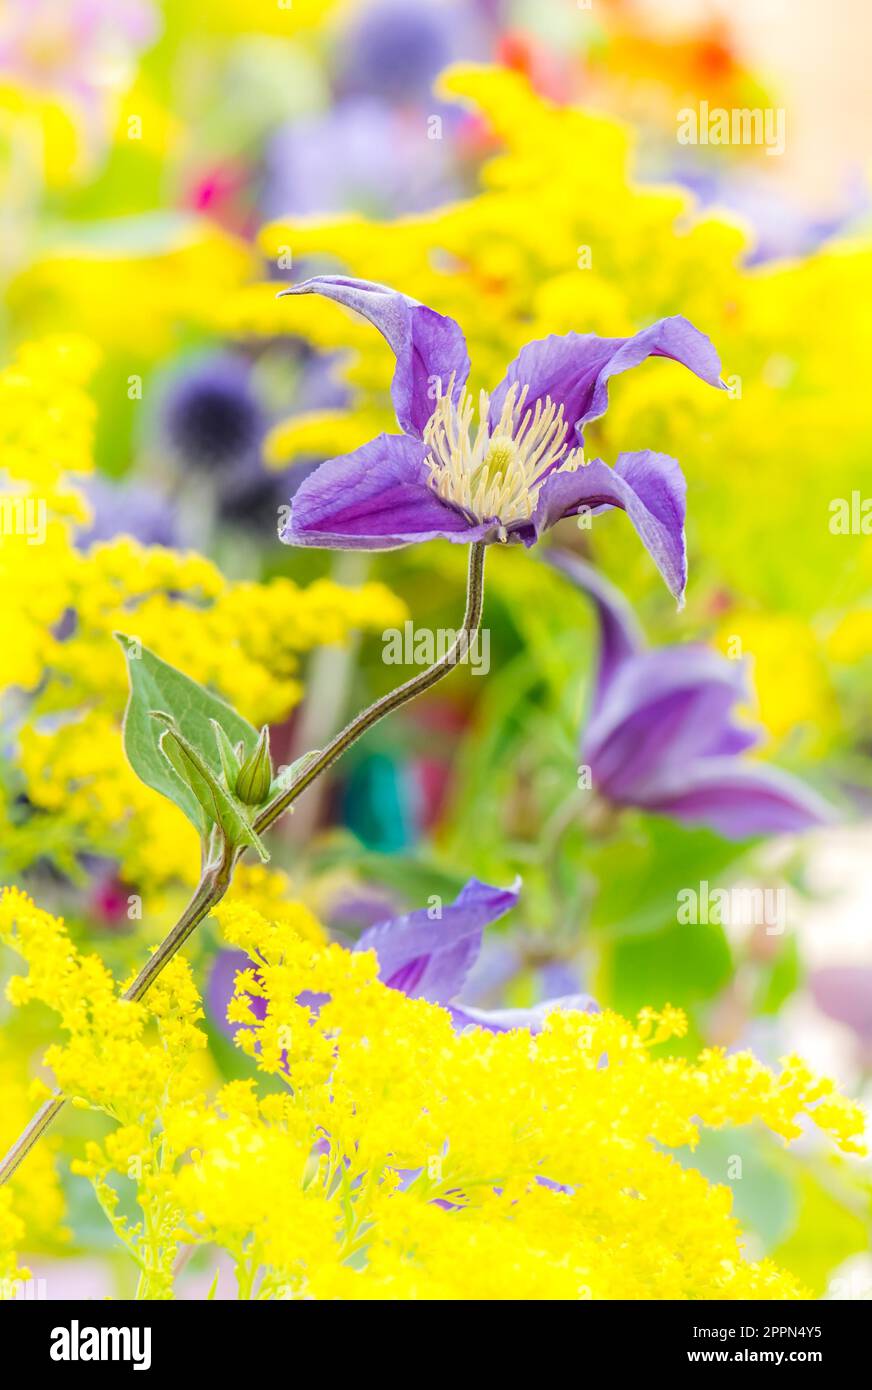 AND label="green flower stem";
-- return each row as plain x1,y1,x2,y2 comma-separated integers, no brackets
254,541,487,835
122,855,234,1005
0,1094,66,1186
0,542,487,1187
